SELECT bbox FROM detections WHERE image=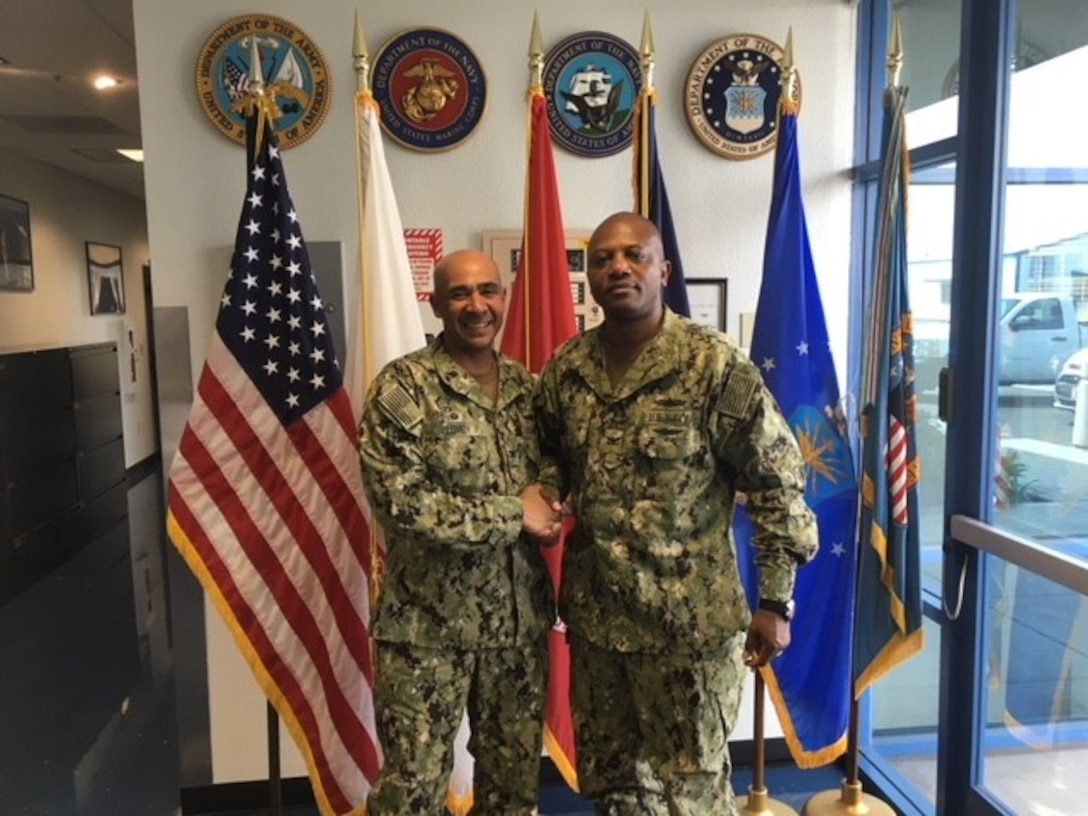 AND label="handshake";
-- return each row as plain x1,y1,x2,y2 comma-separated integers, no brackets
519,483,567,546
